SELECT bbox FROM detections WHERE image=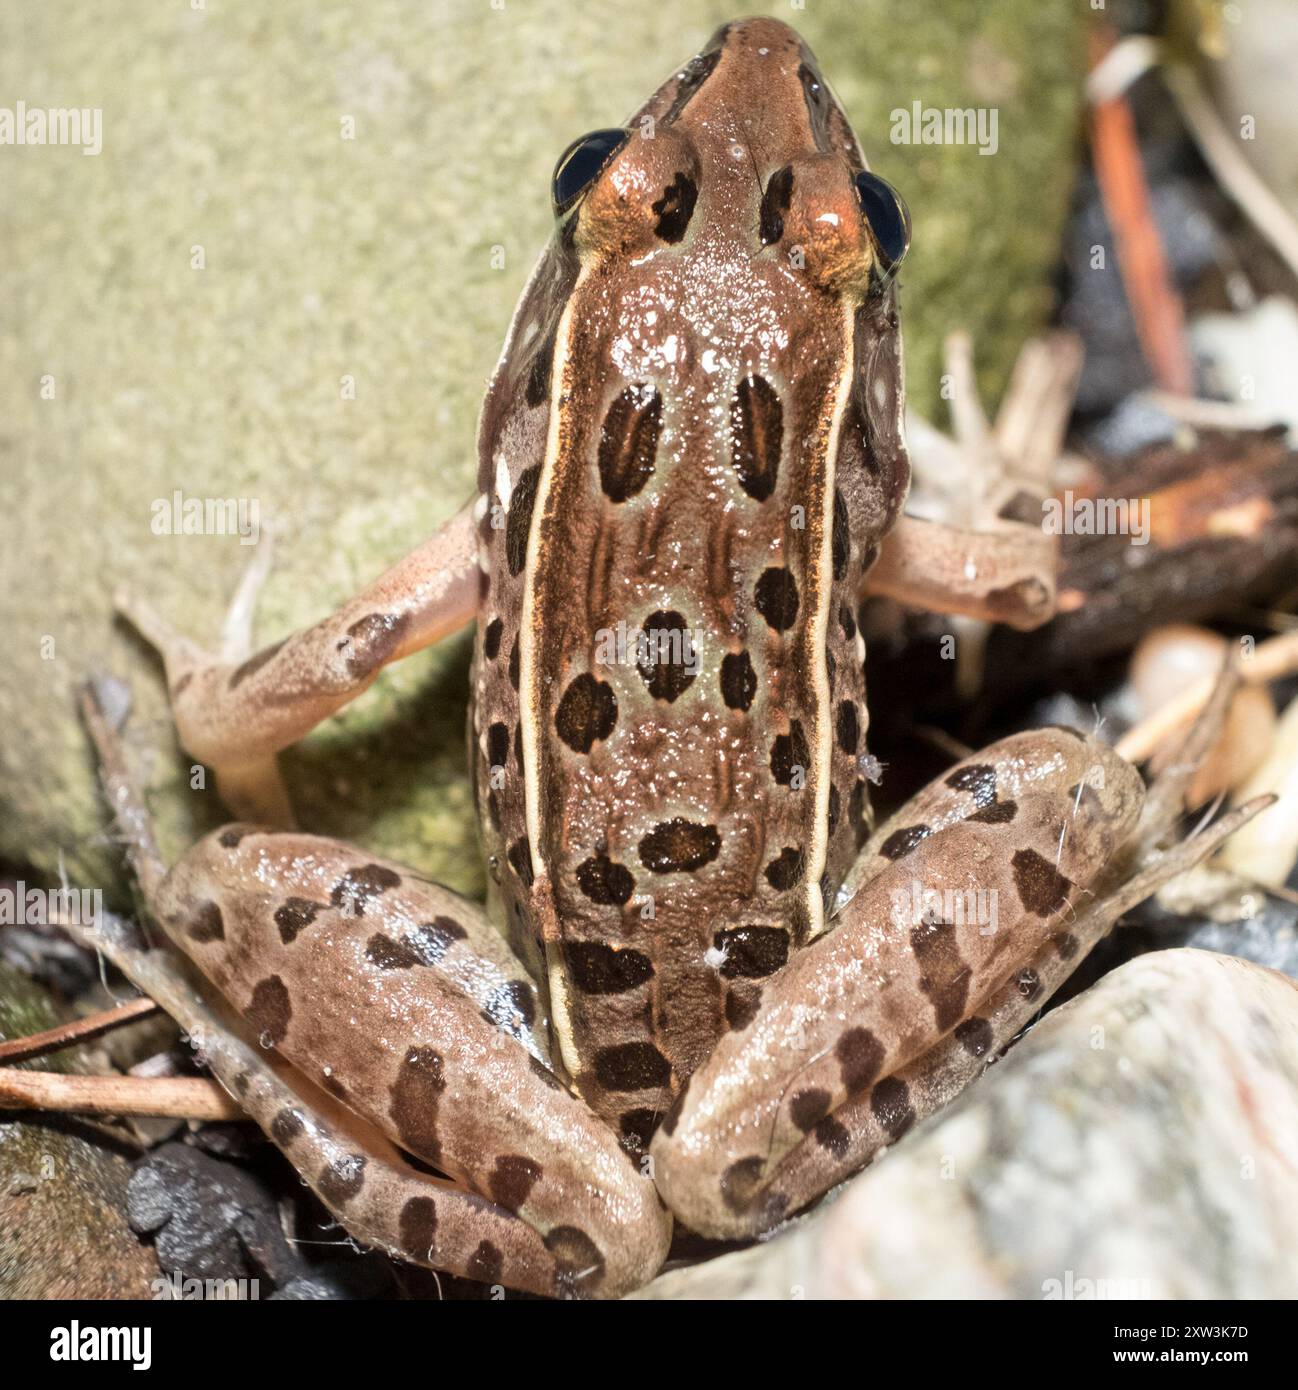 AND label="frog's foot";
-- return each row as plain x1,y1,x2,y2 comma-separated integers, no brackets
651,716,1270,1240
82,688,670,1298
866,333,1082,678
116,499,480,822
